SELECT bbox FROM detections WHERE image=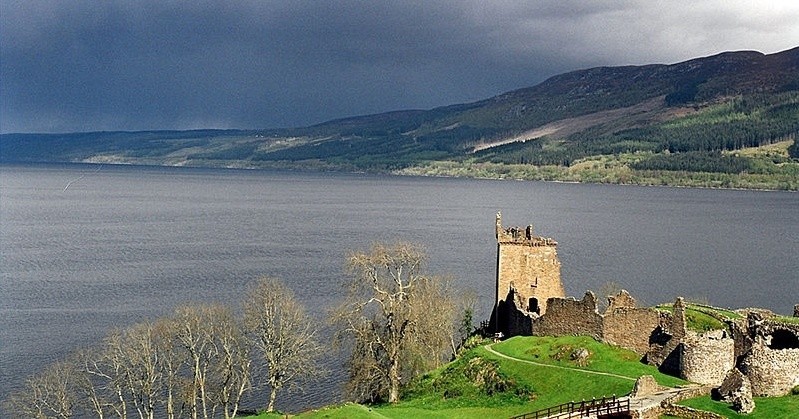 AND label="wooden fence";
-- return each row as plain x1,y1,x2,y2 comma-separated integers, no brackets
510,395,630,419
